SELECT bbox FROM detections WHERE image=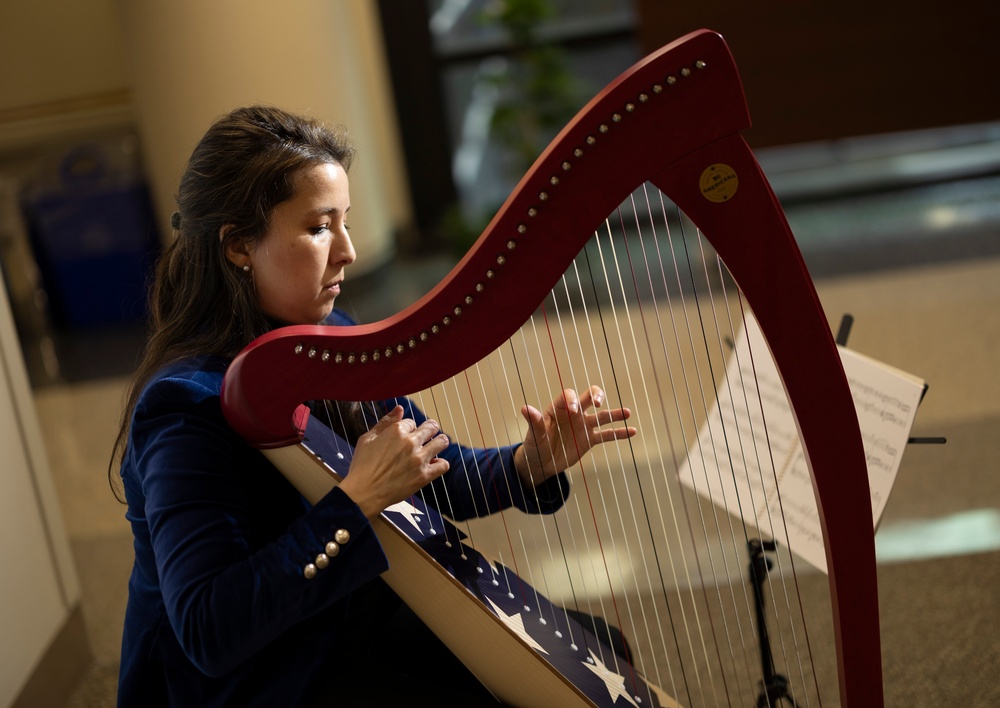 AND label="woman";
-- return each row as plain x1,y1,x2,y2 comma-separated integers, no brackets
112,105,634,706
